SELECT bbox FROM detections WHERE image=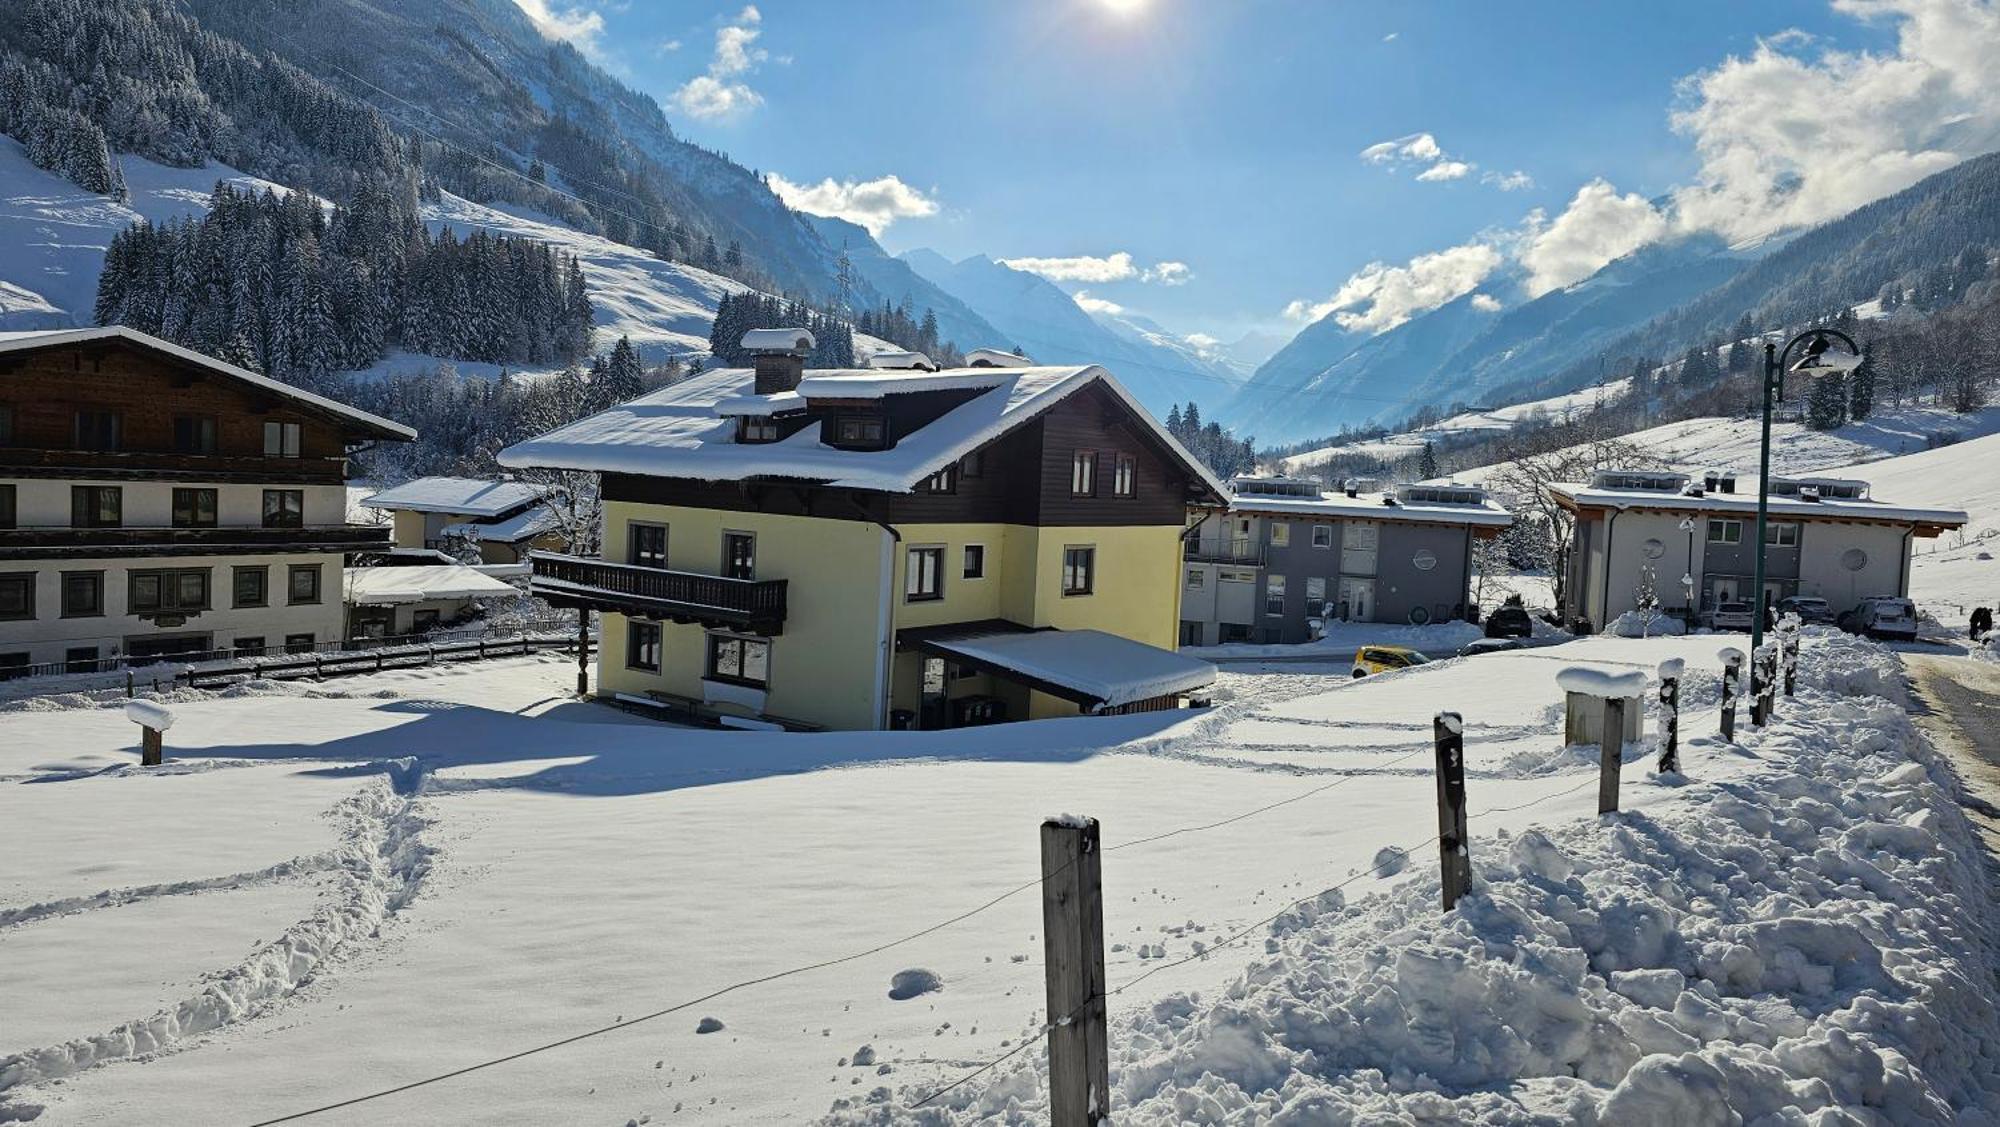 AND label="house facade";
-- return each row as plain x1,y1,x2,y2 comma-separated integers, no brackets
0,327,413,674
499,334,1225,730
1549,469,1969,626
1179,476,1513,645
359,476,561,564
